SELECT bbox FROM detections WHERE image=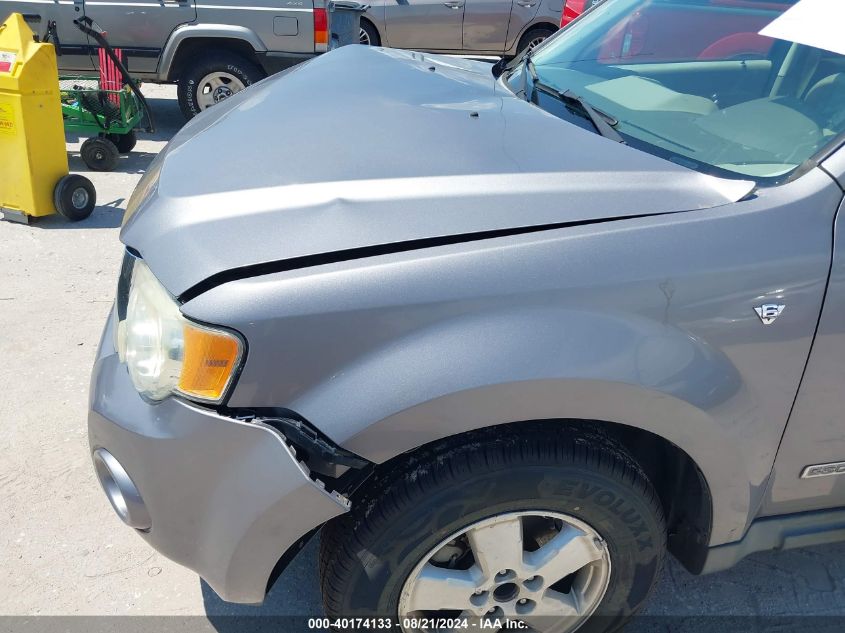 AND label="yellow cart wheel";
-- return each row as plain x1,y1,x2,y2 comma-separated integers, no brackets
53,174,96,222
